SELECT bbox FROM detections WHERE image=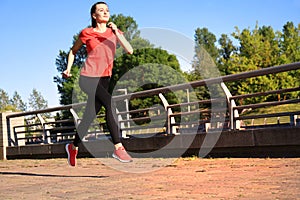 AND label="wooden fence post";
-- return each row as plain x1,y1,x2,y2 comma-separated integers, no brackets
0,112,10,160
0,111,25,160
